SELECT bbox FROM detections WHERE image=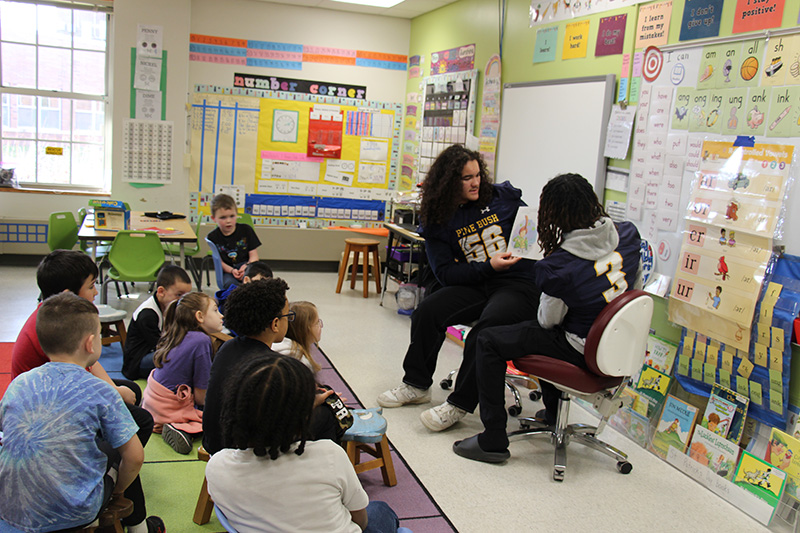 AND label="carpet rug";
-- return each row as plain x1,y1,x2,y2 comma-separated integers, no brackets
0,341,456,531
